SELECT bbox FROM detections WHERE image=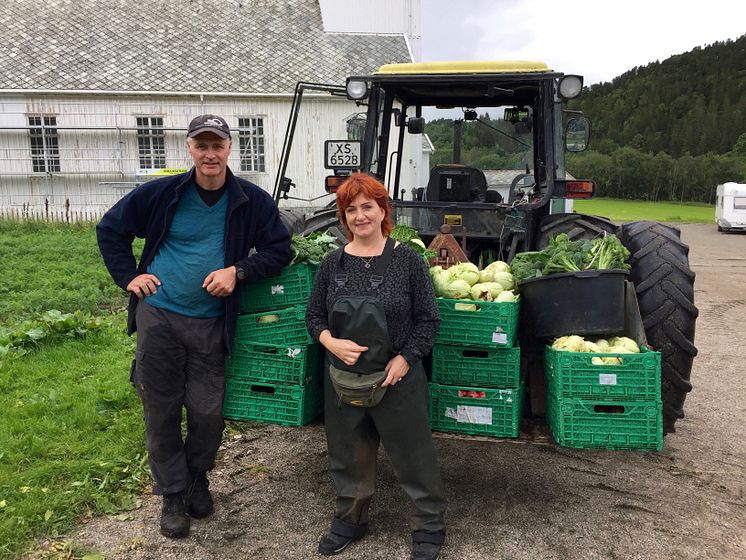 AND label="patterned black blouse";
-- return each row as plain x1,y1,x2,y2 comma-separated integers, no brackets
305,243,440,365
